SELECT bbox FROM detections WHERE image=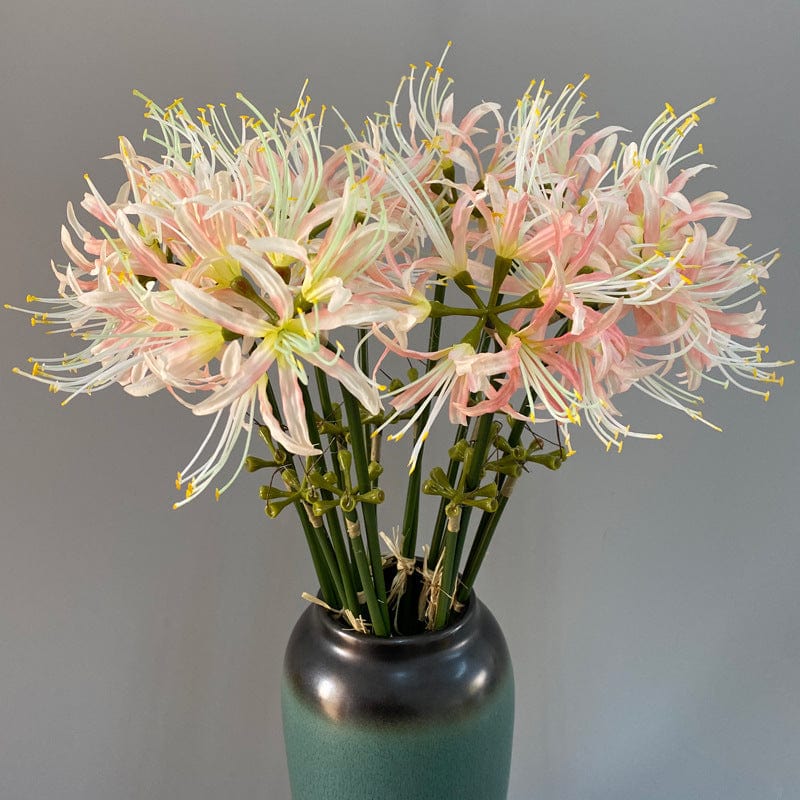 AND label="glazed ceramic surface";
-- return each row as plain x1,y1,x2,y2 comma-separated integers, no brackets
282,592,514,800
